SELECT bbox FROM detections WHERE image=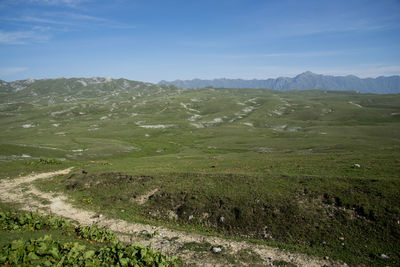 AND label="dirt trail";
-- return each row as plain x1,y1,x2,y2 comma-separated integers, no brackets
0,169,344,266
